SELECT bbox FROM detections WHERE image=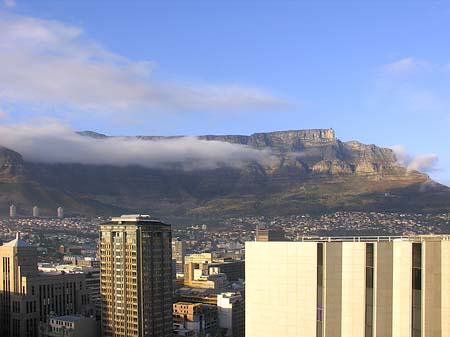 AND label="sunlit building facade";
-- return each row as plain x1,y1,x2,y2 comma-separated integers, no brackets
246,235,450,337
0,233,92,337
99,215,173,337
